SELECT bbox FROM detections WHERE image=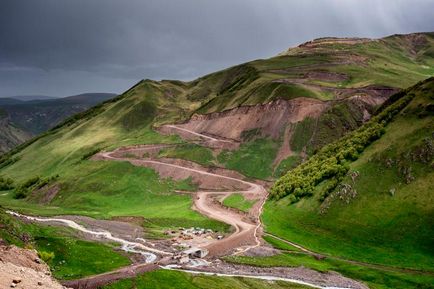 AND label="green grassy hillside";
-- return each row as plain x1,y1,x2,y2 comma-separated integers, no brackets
264,78,434,271
0,81,228,234
192,33,434,114
1,33,433,179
